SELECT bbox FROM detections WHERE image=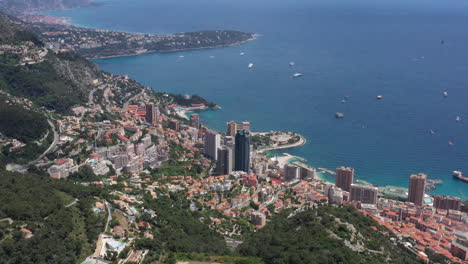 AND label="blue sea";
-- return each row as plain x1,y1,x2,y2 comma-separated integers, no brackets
48,0,468,197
